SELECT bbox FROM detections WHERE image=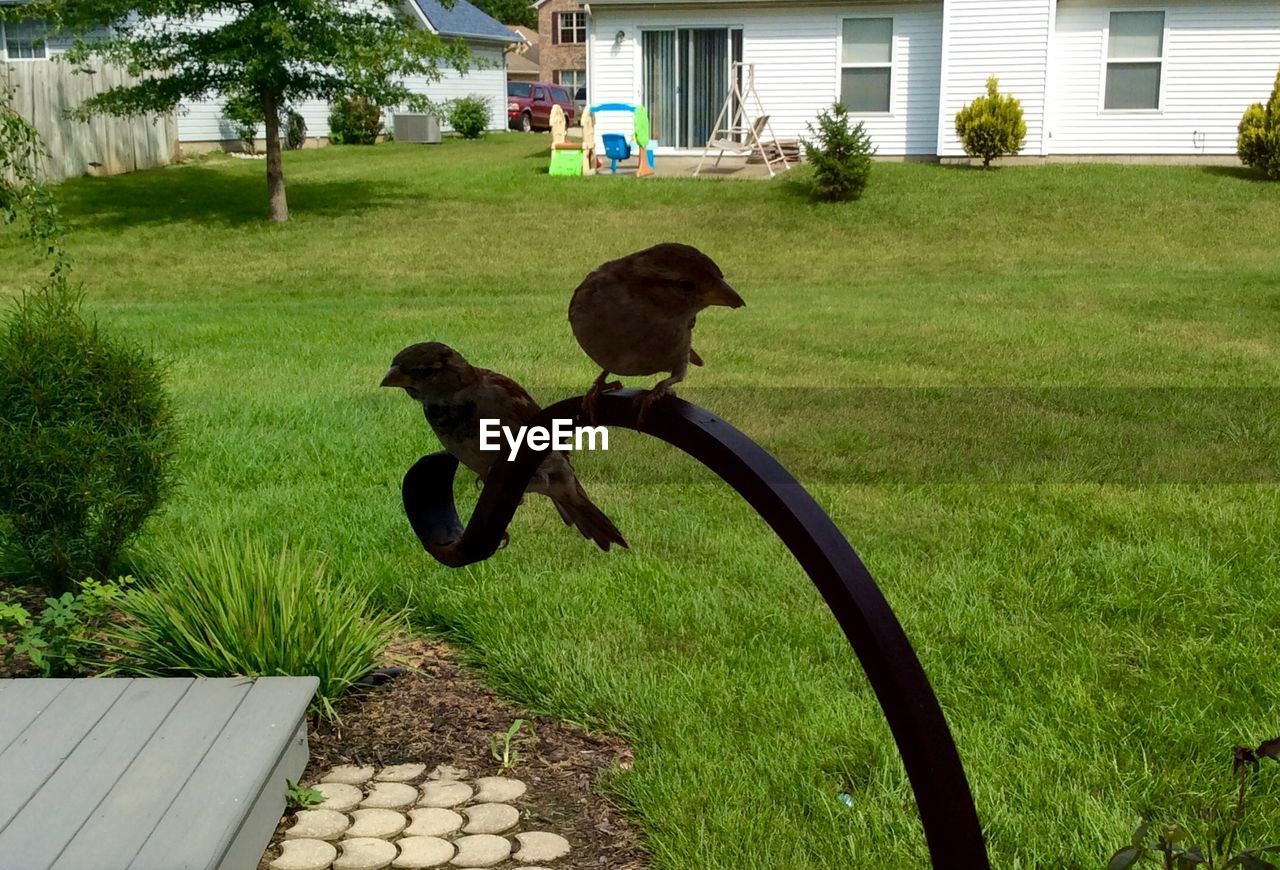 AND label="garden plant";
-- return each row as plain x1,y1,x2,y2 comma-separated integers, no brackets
1238,68,1280,180
955,75,1027,168
802,103,875,201
447,96,492,140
